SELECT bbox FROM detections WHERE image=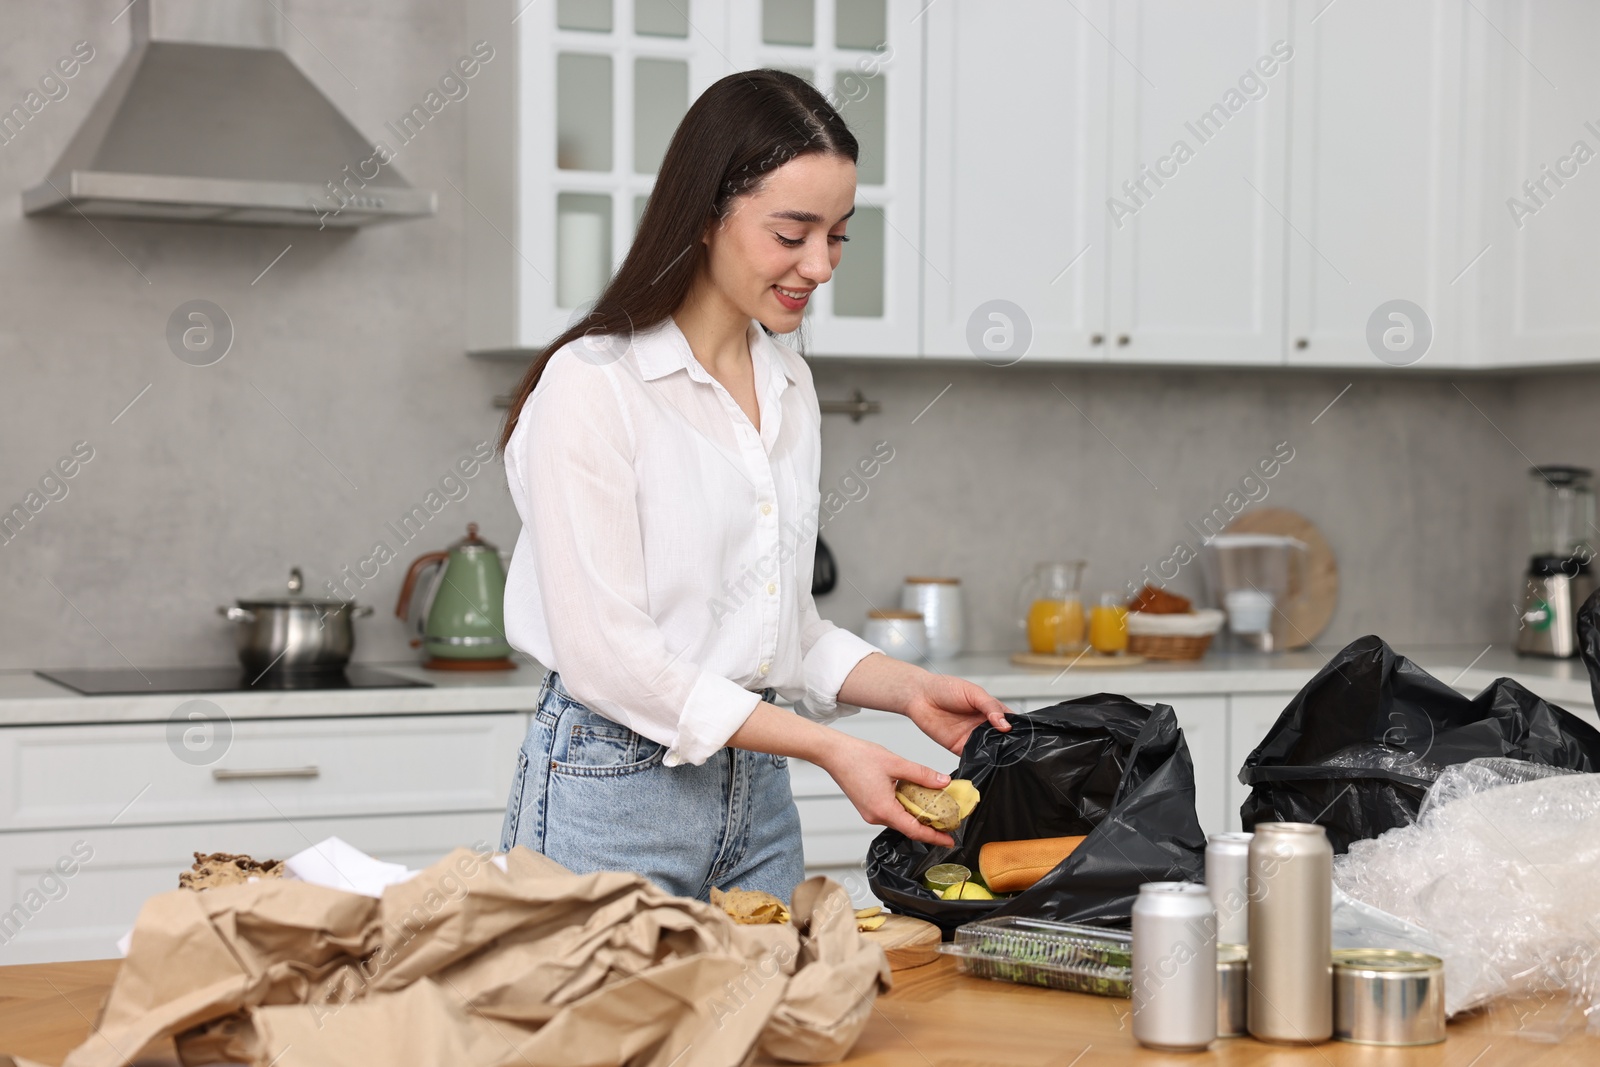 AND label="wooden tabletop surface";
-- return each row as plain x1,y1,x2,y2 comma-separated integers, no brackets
2,957,1596,1066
